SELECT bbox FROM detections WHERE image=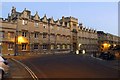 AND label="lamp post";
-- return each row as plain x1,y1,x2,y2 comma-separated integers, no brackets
0,43,2,55
14,19,18,56
12,16,18,56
